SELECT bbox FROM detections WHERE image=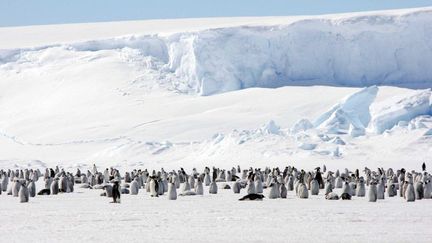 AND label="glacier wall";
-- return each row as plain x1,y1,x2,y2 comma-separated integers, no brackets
1,8,432,95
